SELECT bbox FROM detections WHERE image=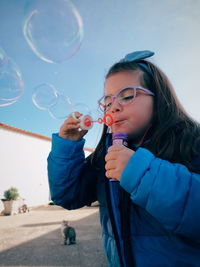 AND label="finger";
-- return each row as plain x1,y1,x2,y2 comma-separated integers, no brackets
105,169,120,181
65,117,80,125
63,123,80,130
105,169,112,178
61,120,79,129
69,112,82,120
105,150,119,162
105,159,116,171
107,144,124,153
